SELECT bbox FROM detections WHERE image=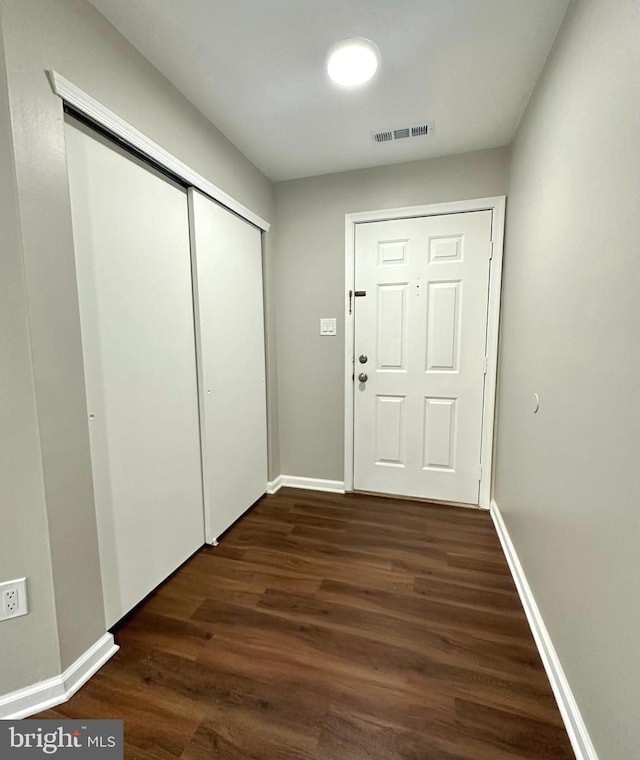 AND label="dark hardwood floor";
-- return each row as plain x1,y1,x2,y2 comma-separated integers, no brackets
36,488,575,759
